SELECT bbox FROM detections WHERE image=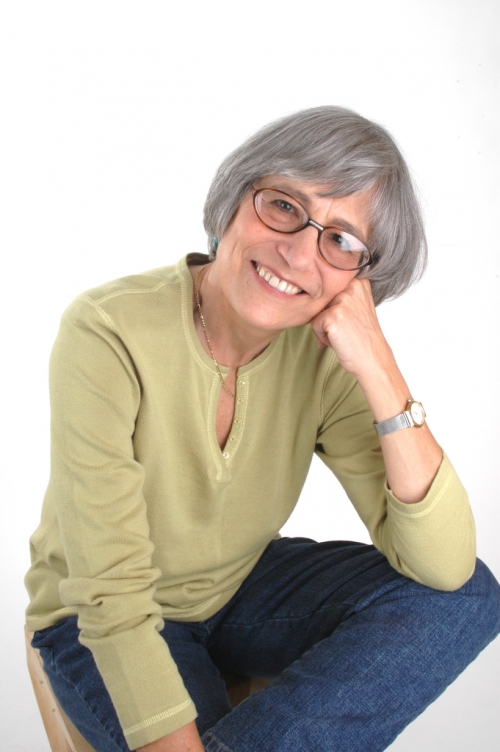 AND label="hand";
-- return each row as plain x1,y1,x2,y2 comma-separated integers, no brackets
310,278,392,381
137,721,204,752
309,276,405,422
